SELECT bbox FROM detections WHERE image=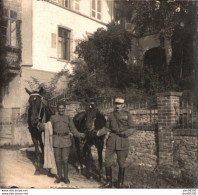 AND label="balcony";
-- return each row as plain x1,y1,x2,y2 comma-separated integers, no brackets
3,47,21,75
